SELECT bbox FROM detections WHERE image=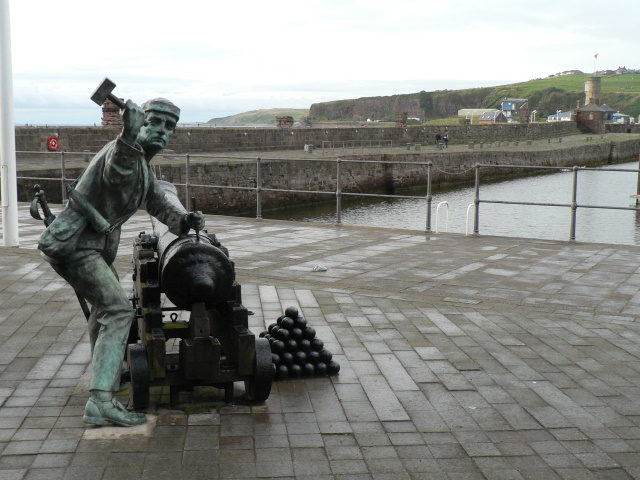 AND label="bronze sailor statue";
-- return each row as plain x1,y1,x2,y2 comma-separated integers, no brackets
38,96,204,426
